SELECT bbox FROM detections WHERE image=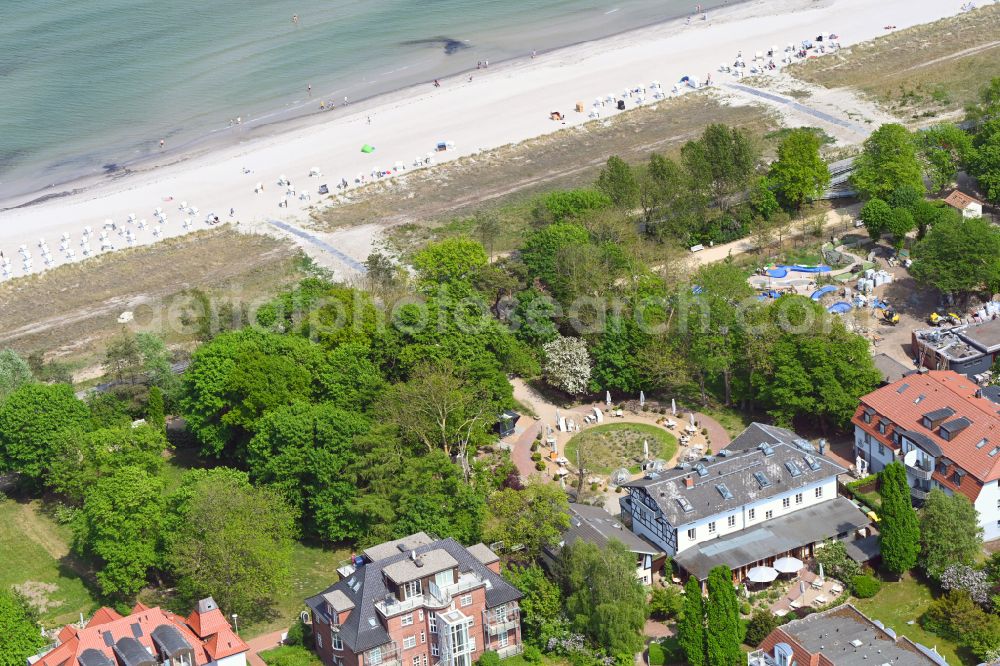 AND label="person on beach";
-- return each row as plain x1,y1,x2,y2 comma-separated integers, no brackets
344,96,349,105
308,83,312,97
292,14,299,24
367,115,371,124
477,61,481,69
484,59,488,68
230,207,235,217
532,50,536,59
434,79,440,87
159,139,165,149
